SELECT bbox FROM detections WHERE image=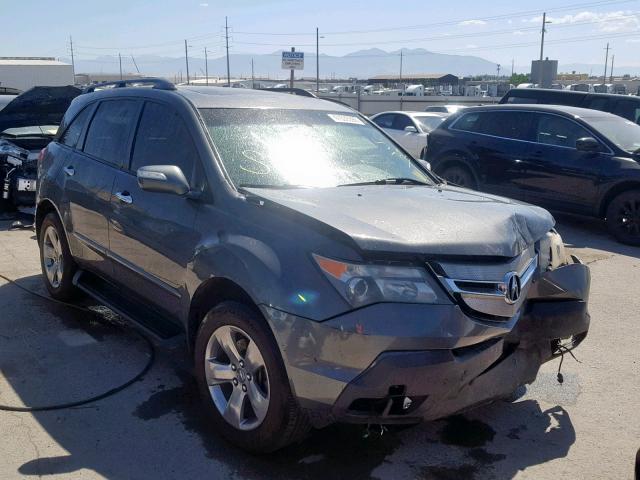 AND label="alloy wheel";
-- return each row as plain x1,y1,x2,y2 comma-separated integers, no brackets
612,197,640,238
204,325,270,431
42,225,64,289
